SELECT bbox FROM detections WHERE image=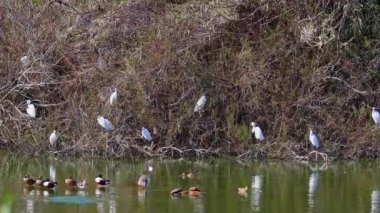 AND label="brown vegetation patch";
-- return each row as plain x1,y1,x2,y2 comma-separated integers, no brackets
0,0,379,159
